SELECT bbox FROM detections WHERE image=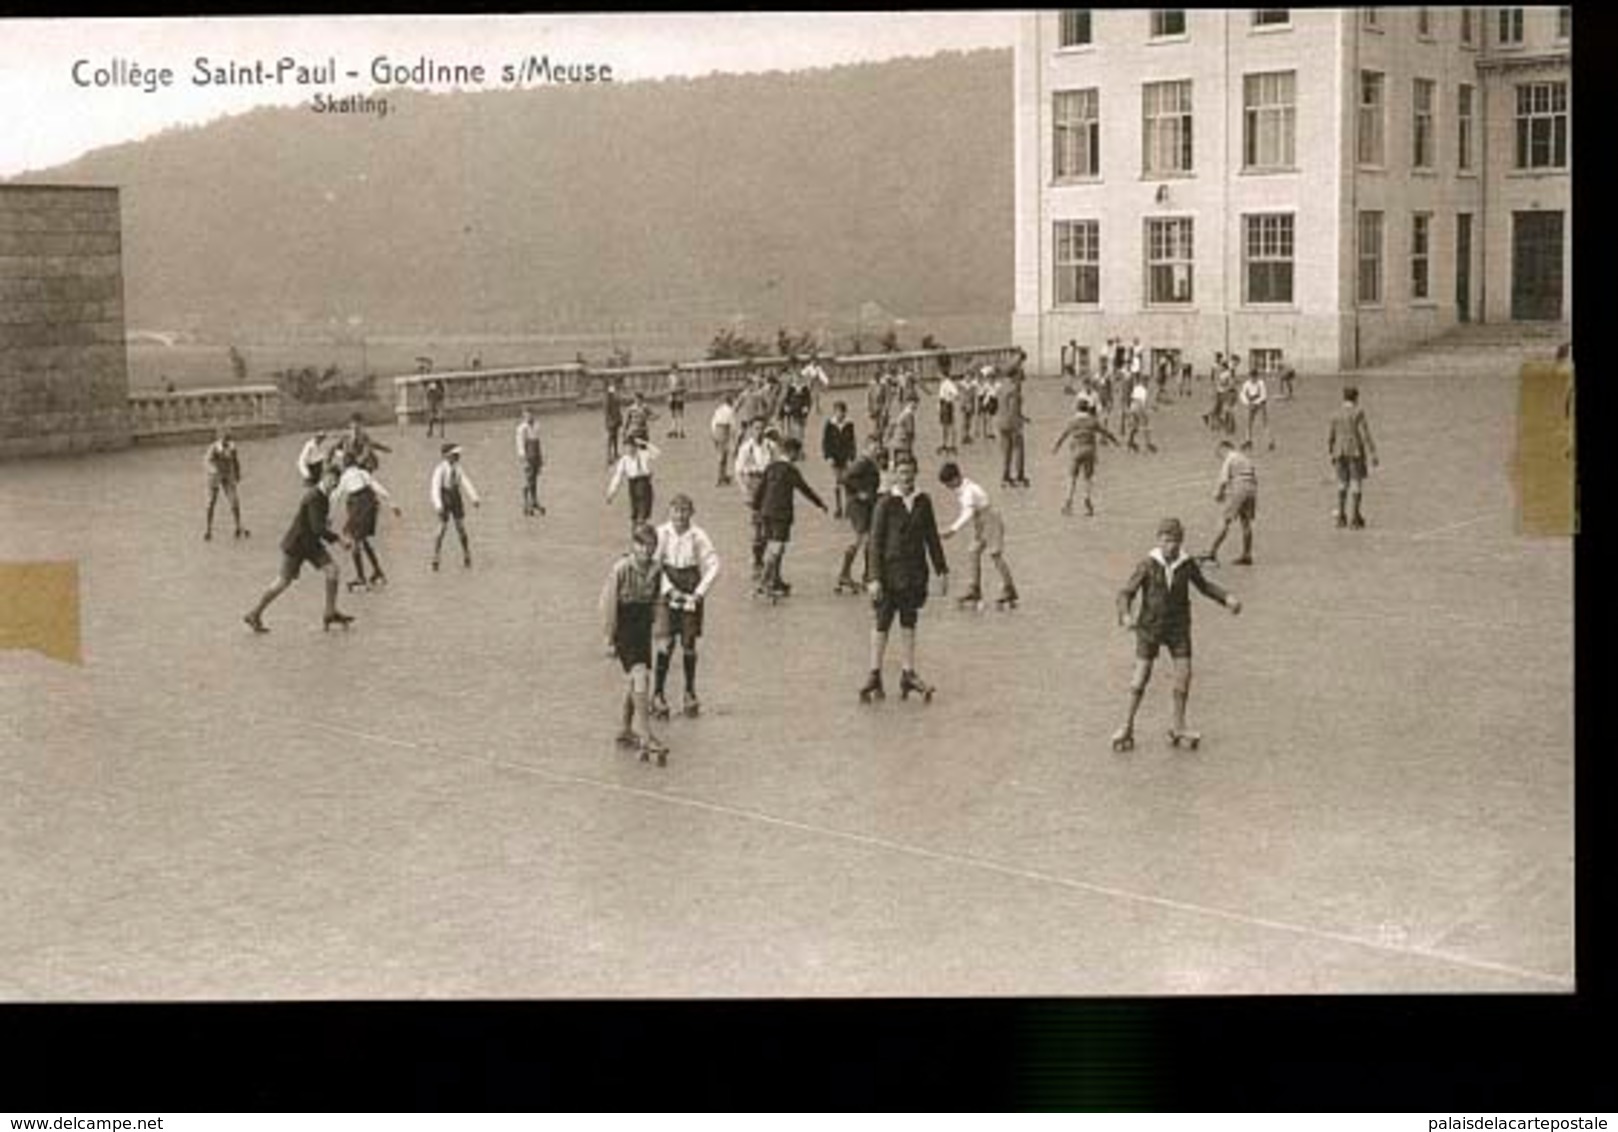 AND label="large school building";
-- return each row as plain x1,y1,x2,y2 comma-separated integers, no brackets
1011,7,1572,375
